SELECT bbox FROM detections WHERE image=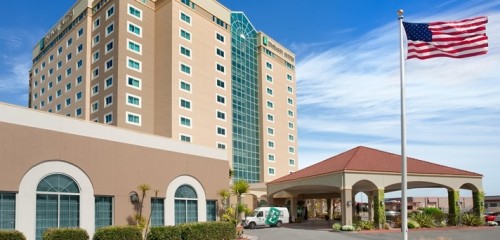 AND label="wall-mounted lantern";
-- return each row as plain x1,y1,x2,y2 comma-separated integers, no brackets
130,191,139,203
